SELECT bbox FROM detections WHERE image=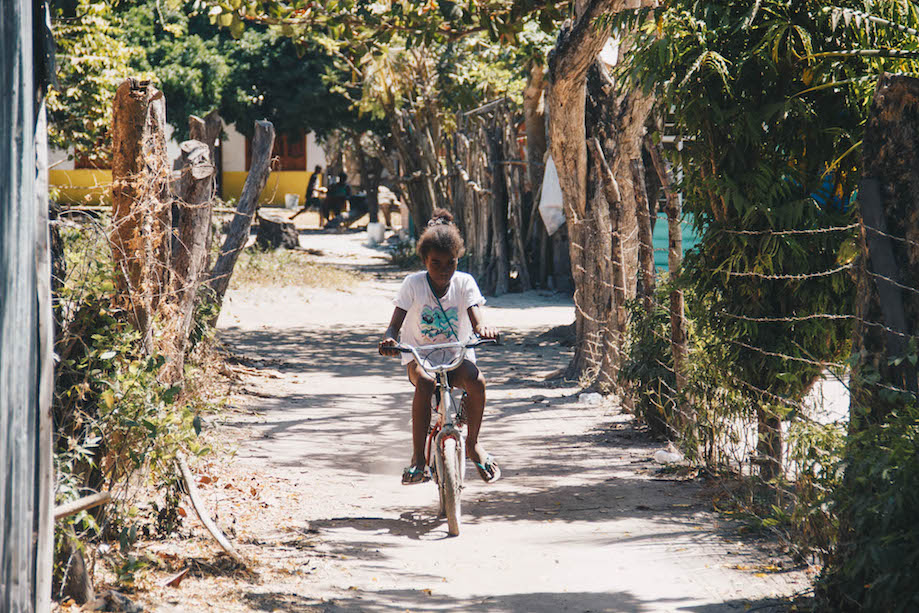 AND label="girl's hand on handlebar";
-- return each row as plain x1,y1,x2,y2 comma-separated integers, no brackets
379,337,400,356
475,325,500,341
